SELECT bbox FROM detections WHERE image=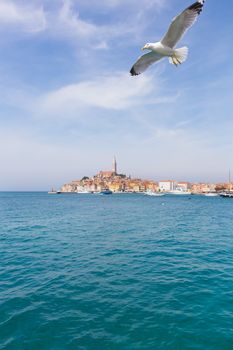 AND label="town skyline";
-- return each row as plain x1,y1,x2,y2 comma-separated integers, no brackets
60,157,232,194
